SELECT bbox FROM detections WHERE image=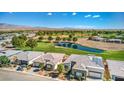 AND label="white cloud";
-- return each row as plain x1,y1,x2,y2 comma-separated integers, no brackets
47,12,52,16
92,15,100,18
84,14,92,18
72,12,77,16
